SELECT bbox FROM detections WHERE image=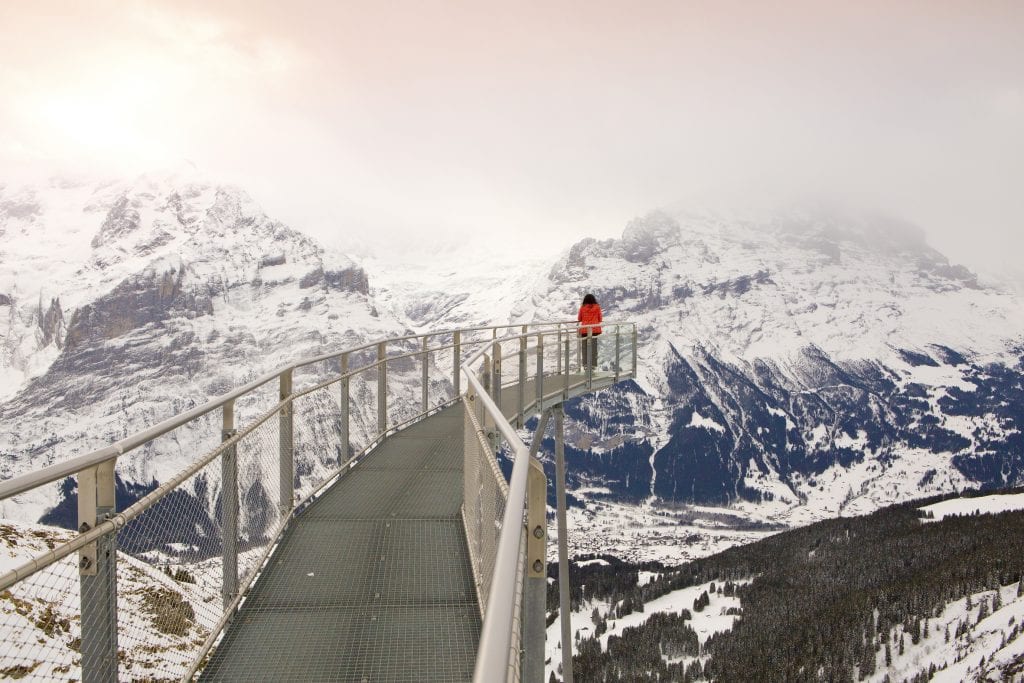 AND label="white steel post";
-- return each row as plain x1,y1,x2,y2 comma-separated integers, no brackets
377,341,387,435
279,369,294,515
518,326,528,427
553,404,574,683
221,400,238,609
422,335,429,414
340,352,349,461
491,340,502,409
632,324,638,377
453,330,461,396
79,459,118,683
556,326,562,375
614,325,621,382
535,333,544,411
522,455,548,682
586,328,594,390
563,336,570,399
